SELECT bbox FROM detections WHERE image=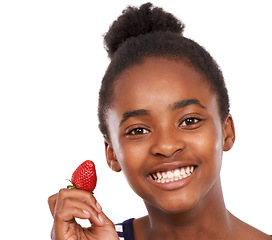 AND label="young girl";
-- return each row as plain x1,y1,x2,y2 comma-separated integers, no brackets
48,3,271,239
